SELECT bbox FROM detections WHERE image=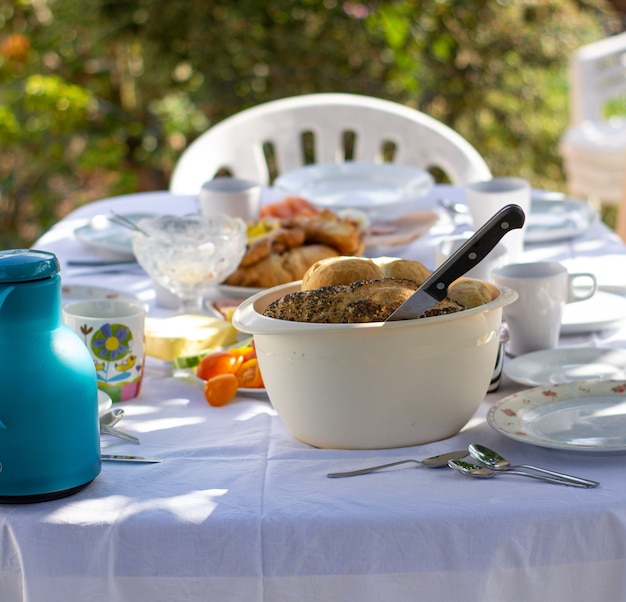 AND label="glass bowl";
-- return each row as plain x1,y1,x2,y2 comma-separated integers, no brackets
132,213,247,313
